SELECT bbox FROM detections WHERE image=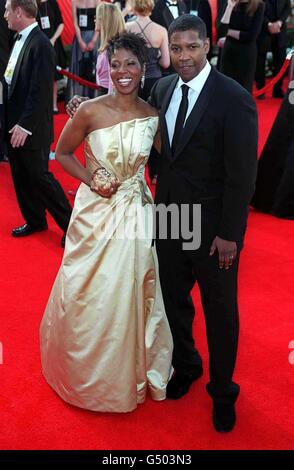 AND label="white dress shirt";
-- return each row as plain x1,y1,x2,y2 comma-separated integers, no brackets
4,22,38,136
166,0,179,19
4,22,38,86
165,60,211,146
